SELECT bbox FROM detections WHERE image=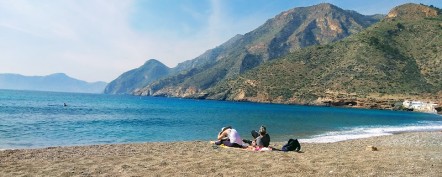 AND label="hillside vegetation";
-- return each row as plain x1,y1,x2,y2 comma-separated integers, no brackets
205,3,442,108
